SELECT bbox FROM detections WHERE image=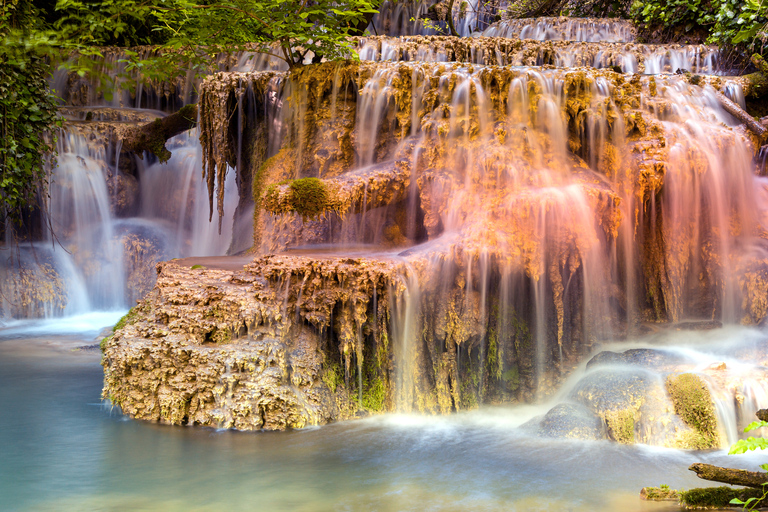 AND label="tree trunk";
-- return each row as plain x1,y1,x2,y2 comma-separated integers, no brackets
121,104,198,162
689,463,768,488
